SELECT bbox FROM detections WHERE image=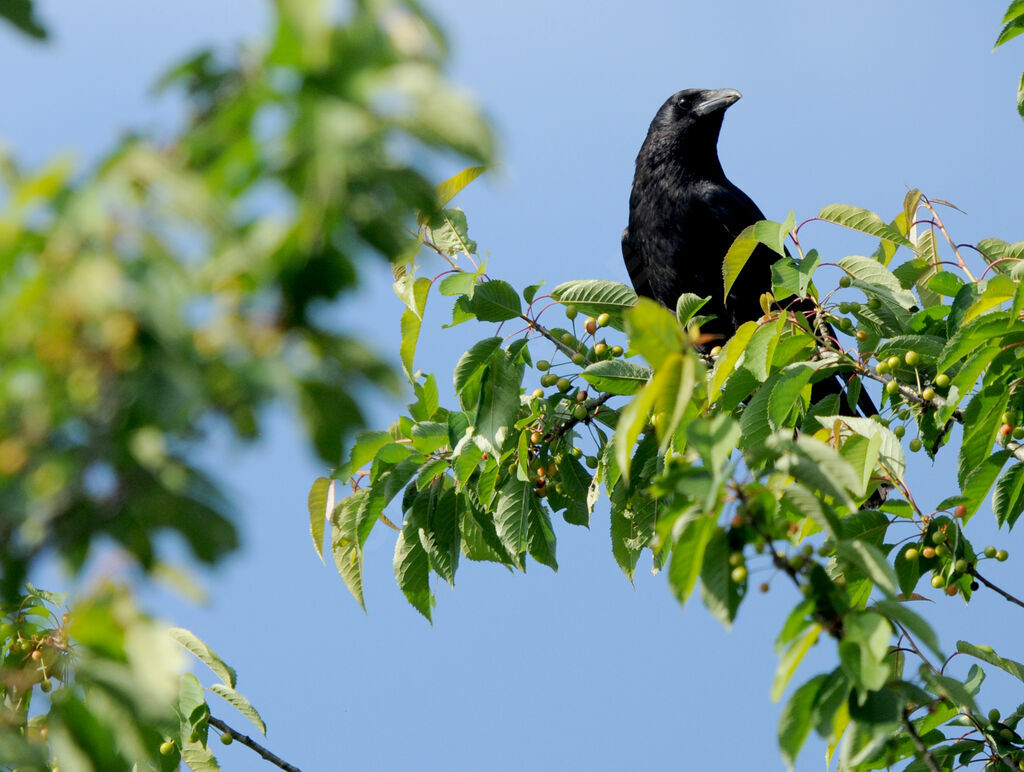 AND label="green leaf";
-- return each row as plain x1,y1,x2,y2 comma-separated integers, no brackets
995,14,1024,48
528,502,558,570
438,270,478,298
434,165,488,208
580,359,651,395
919,667,979,716
819,204,910,246
821,416,906,486
840,433,882,498
873,599,943,659
740,313,787,382
452,438,483,492
0,0,47,40
624,297,687,368
208,684,266,735
470,279,522,322
710,320,758,402
836,256,917,308
415,484,461,586
307,477,330,563
668,514,714,605
926,270,964,297
454,337,503,394
779,673,828,770
473,348,523,456
958,386,1010,487
938,312,1014,372
424,208,477,256
331,490,380,609
994,461,1024,528
397,276,431,381
837,540,899,597
1003,0,1024,24
723,216,793,299
700,527,740,629
494,479,535,565
838,611,892,693
550,279,638,327
169,628,237,688
613,366,662,482
956,640,1024,683
773,624,822,702
687,413,741,474
676,292,710,328
393,505,433,621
